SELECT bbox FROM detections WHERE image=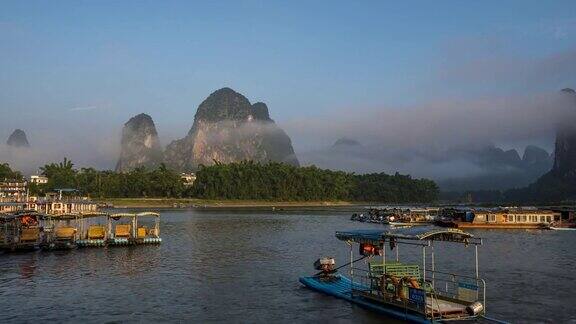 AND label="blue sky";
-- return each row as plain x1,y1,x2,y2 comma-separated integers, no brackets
1,1,576,169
